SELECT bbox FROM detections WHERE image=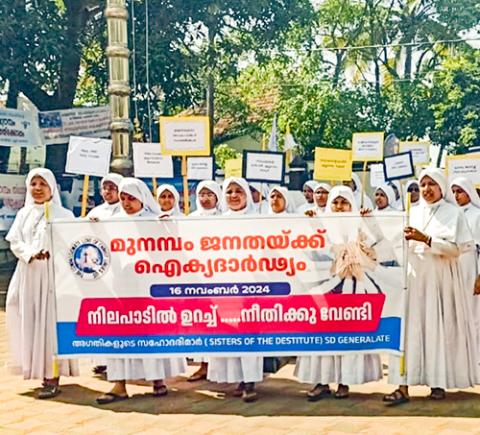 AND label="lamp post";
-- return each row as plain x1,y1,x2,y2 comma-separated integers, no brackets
105,0,132,174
